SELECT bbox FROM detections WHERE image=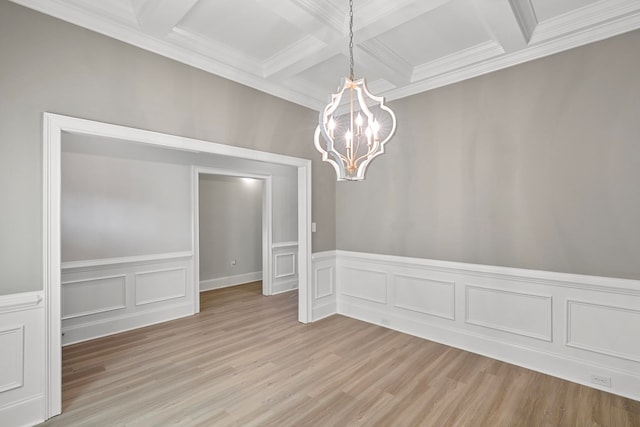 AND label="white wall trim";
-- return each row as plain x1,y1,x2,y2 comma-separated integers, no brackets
335,250,640,295
335,250,640,401
61,251,193,271
200,271,263,292
61,302,194,346
464,284,553,342
0,394,45,427
0,325,25,393
134,267,187,306
274,252,296,279
566,299,640,364
61,275,127,320
311,251,337,321
43,112,312,421
0,292,43,314
272,241,298,248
